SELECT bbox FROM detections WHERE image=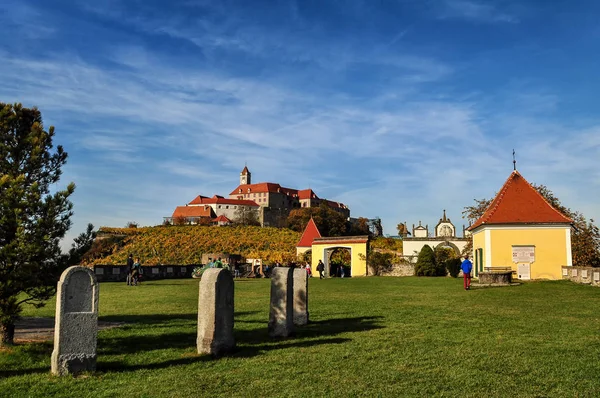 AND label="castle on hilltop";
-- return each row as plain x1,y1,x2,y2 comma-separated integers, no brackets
166,166,350,227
